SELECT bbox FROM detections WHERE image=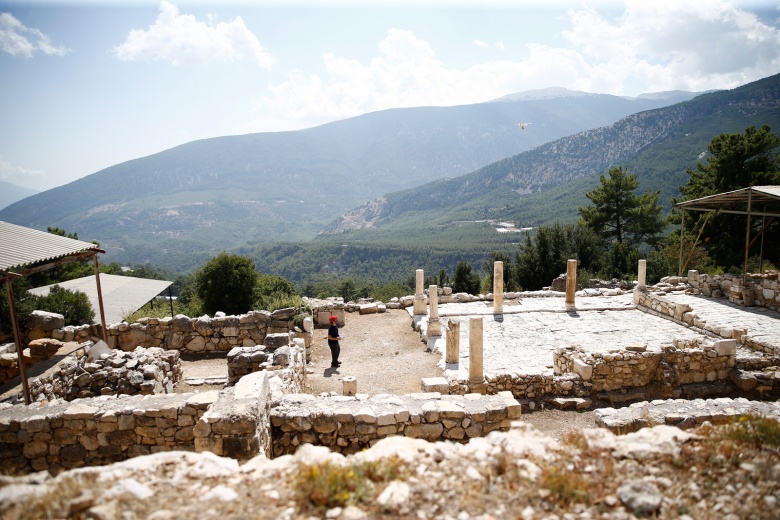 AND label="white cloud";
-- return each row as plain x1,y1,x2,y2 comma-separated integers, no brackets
561,0,780,94
0,12,69,57
0,156,43,184
474,39,488,47
112,1,276,67
245,1,780,132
